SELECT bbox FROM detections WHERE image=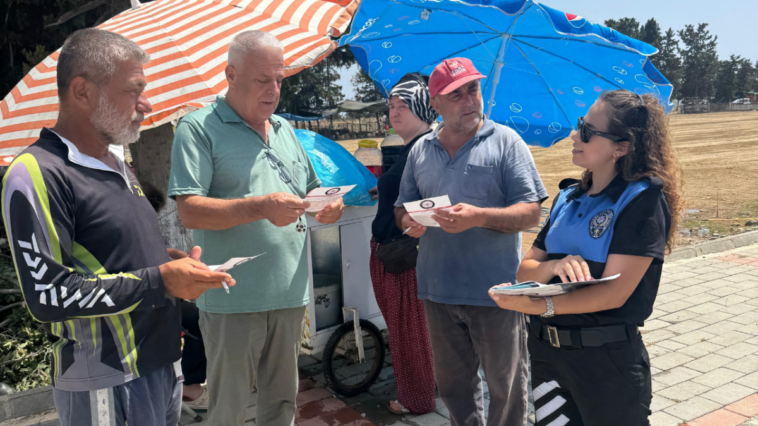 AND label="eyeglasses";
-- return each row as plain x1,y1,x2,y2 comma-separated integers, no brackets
264,149,292,184
576,117,626,144
264,149,307,233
